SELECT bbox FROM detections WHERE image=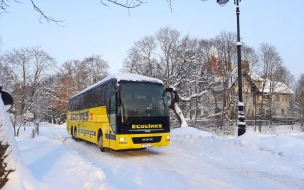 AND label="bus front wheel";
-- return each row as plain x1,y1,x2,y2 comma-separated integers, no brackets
98,132,105,152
